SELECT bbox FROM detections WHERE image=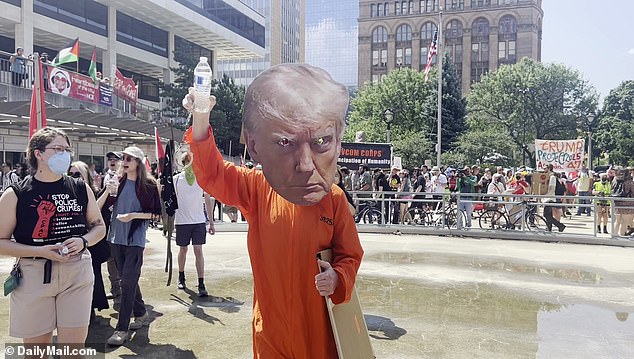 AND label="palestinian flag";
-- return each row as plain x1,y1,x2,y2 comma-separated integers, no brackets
52,38,79,67
88,46,97,84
